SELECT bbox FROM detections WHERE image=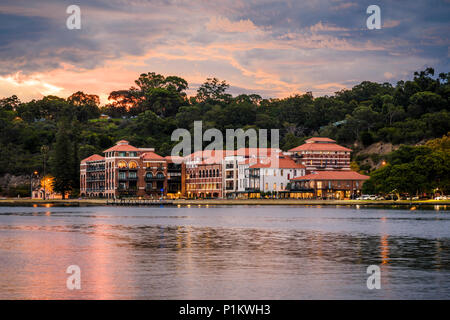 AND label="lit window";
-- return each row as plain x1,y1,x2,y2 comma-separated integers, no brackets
128,161,138,169
118,161,127,168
